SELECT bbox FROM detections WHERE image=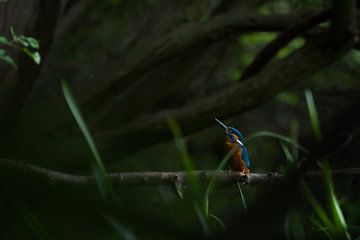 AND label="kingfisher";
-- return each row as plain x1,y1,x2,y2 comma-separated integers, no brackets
214,118,251,174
